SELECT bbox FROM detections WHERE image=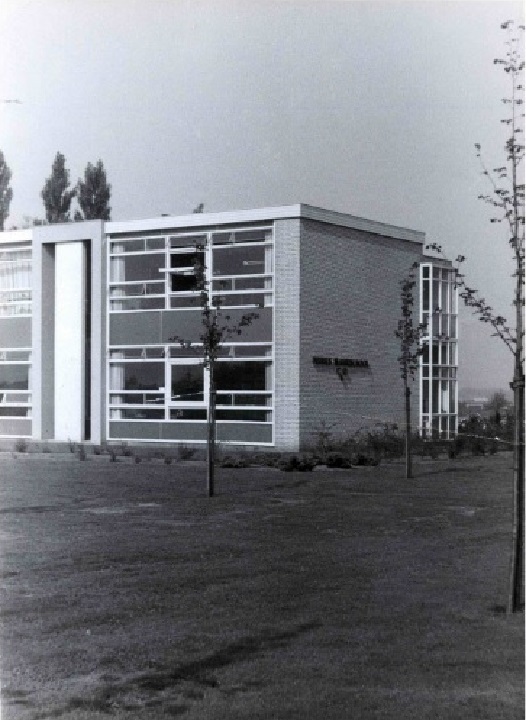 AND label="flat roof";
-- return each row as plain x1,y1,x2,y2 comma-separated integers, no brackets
107,203,425,245
0,204,426,246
